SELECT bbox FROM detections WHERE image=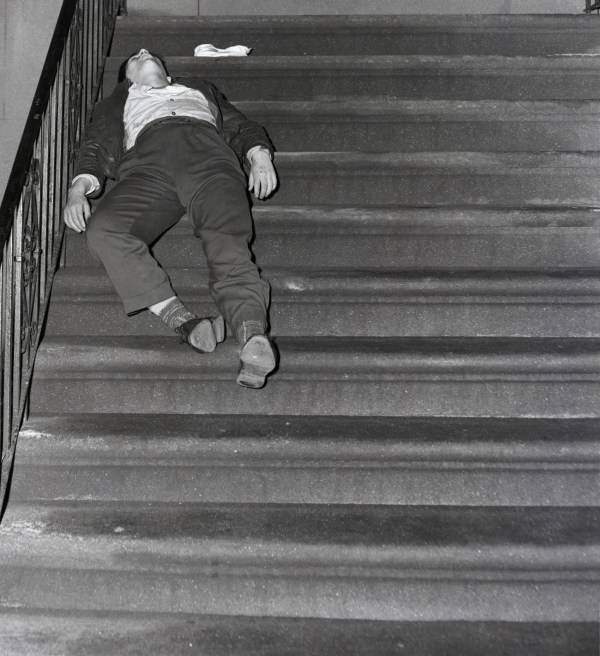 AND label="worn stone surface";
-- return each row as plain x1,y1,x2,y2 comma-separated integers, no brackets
27,335,600,416
44,266,600,338
0,612,596,656
9,415,600,506
64,207,600,272
104,54,600,101
3,10,600,654
1,501,599,619
113,15,600,57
